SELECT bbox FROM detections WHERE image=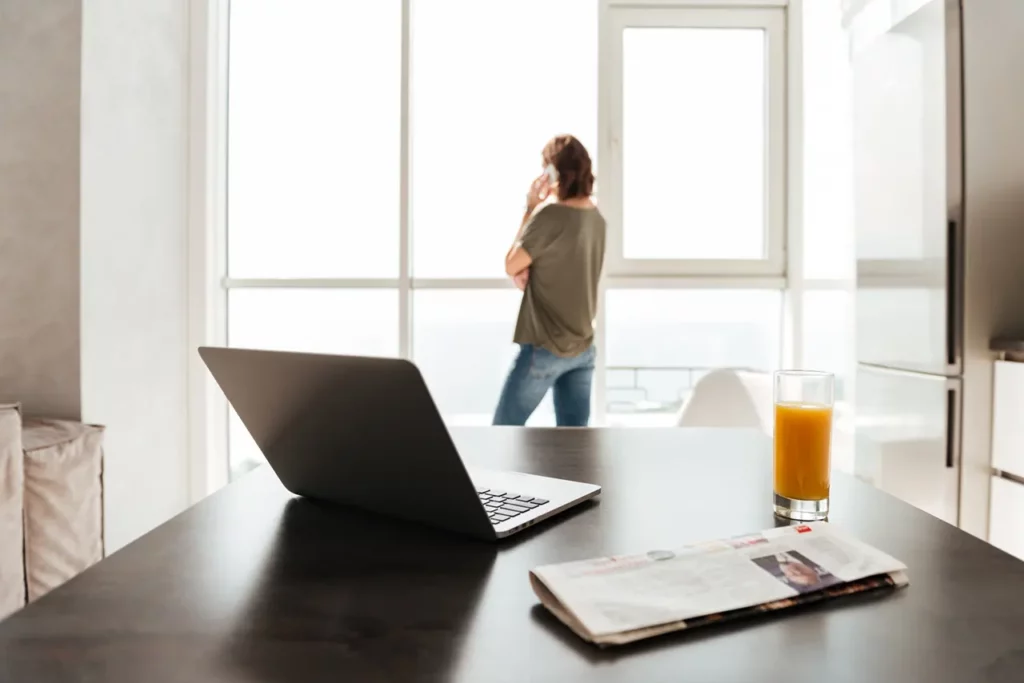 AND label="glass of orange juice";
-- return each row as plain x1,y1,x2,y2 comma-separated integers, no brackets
773,370,834,521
